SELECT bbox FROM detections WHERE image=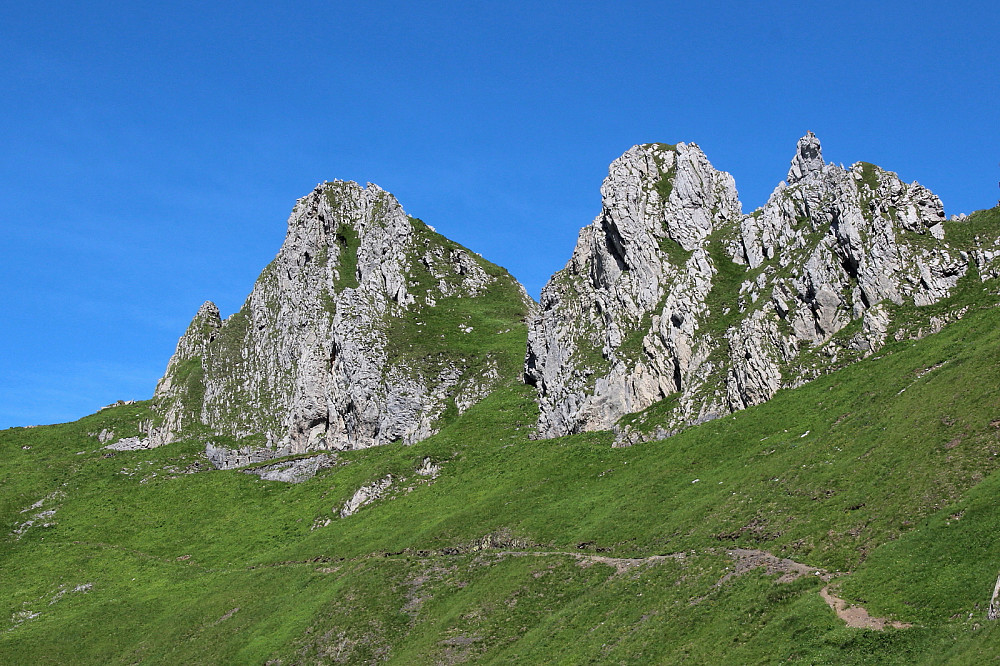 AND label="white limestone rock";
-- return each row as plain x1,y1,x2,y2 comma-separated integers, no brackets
149,181,530,461
786,131,824,184
528,133,979,442
526,142,741,437
340,475,393,518
104,437,152,452
242,454,338,483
